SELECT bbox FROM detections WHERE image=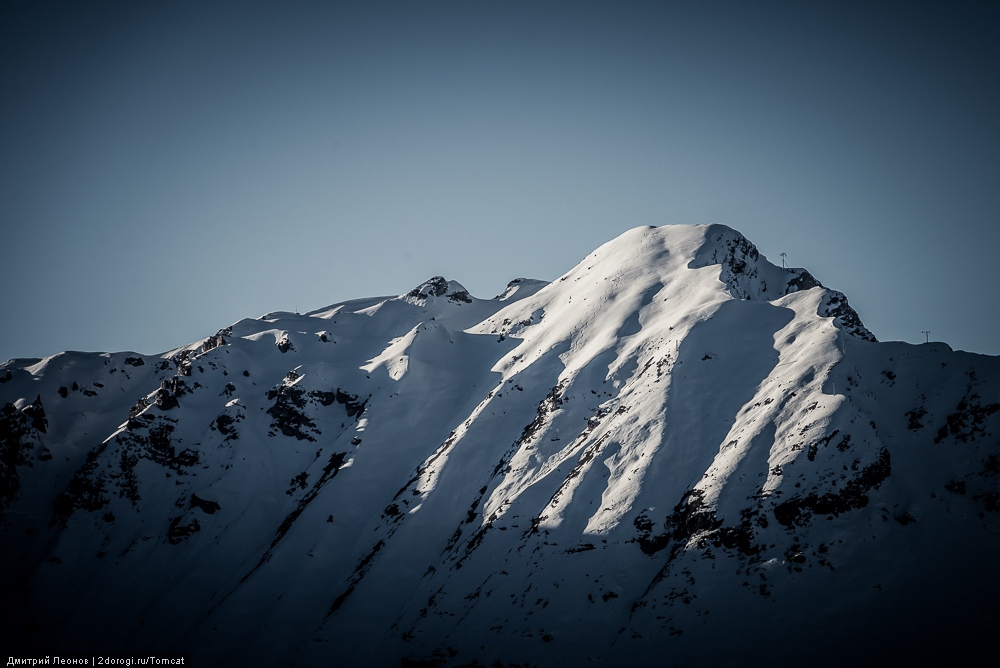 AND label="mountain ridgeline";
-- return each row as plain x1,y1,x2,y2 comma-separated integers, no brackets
2,224,998,666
